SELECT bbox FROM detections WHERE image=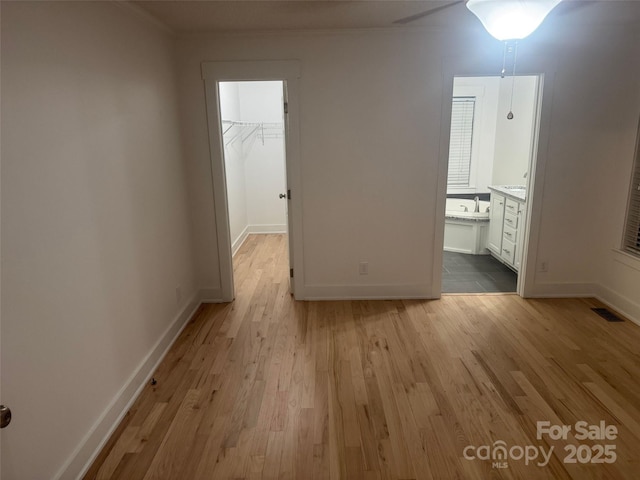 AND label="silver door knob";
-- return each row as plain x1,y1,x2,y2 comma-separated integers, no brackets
279,193,286,199
1,405,11,428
